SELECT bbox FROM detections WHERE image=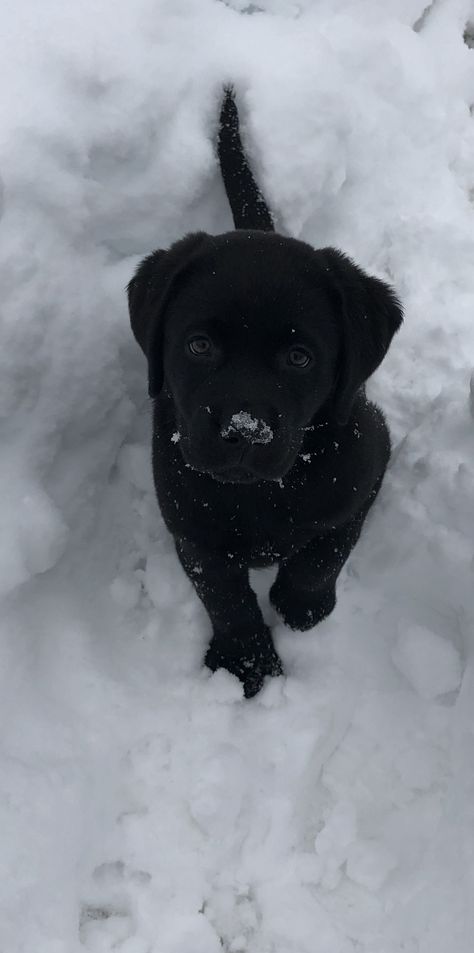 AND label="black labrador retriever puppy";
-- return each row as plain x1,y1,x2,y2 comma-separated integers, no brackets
128,90,403,697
